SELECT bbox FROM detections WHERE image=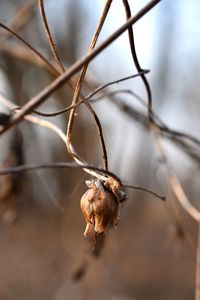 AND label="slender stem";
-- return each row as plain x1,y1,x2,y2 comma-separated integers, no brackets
122,0,152,117
0,23,59,74
66,0,113,171
0,23,91,107
123,184,165,201
38,0,65,72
